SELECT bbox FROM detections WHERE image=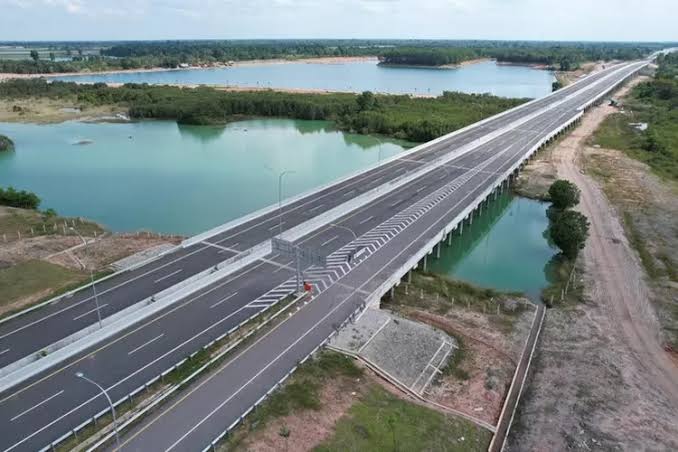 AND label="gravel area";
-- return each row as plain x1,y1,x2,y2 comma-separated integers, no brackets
331,309,456,394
